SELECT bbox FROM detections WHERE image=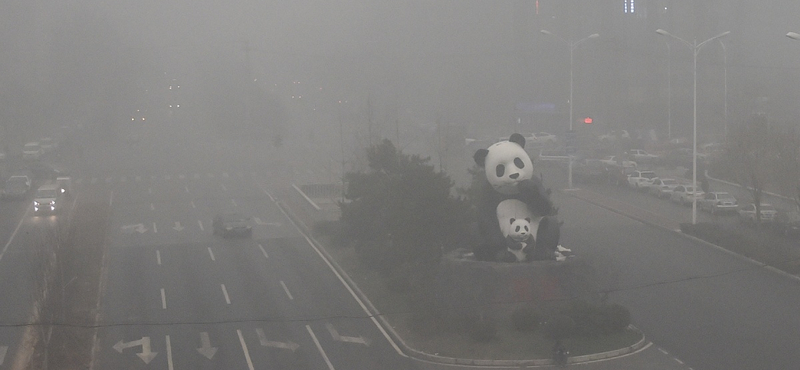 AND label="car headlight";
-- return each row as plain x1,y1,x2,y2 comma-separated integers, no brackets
49,201,55,205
